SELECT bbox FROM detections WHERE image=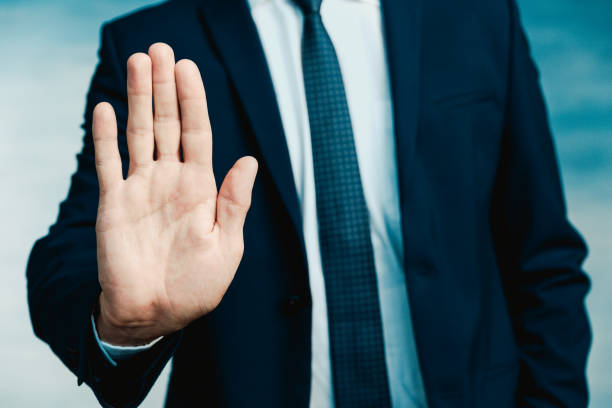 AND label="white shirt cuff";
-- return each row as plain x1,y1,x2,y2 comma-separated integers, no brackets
90,314,162,366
